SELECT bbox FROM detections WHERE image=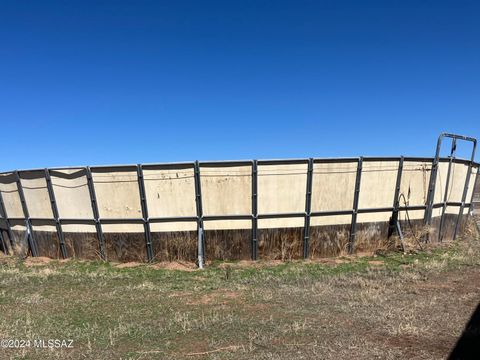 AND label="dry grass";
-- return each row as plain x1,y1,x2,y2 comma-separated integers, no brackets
0,231,480,359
